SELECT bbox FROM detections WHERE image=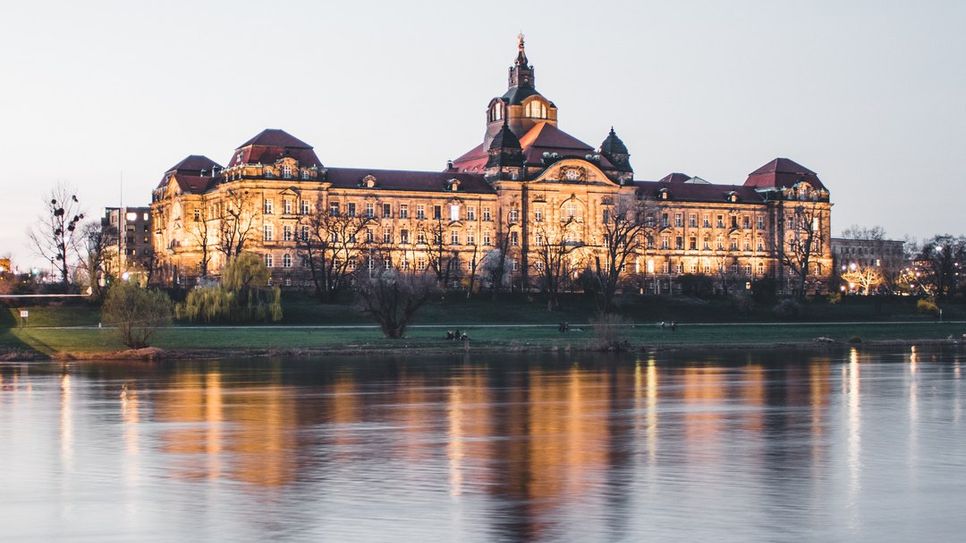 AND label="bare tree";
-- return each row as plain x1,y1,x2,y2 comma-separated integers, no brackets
421,217,461,287
532,220,583,311
79,221,115,298
296,195,374,302
354,266,438,338
484,229,513,298
592,198,650,311
841,265,884,295
463,233,487,299
840,224,886,240
29,183,85,289
777,202,825,299
216,188,257,261
916,235,966,300
188,194,214,278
